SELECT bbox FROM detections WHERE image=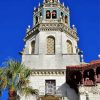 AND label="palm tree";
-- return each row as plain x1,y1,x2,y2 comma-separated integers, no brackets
0,59,38,100
0,67,7,99
0,68,3,97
